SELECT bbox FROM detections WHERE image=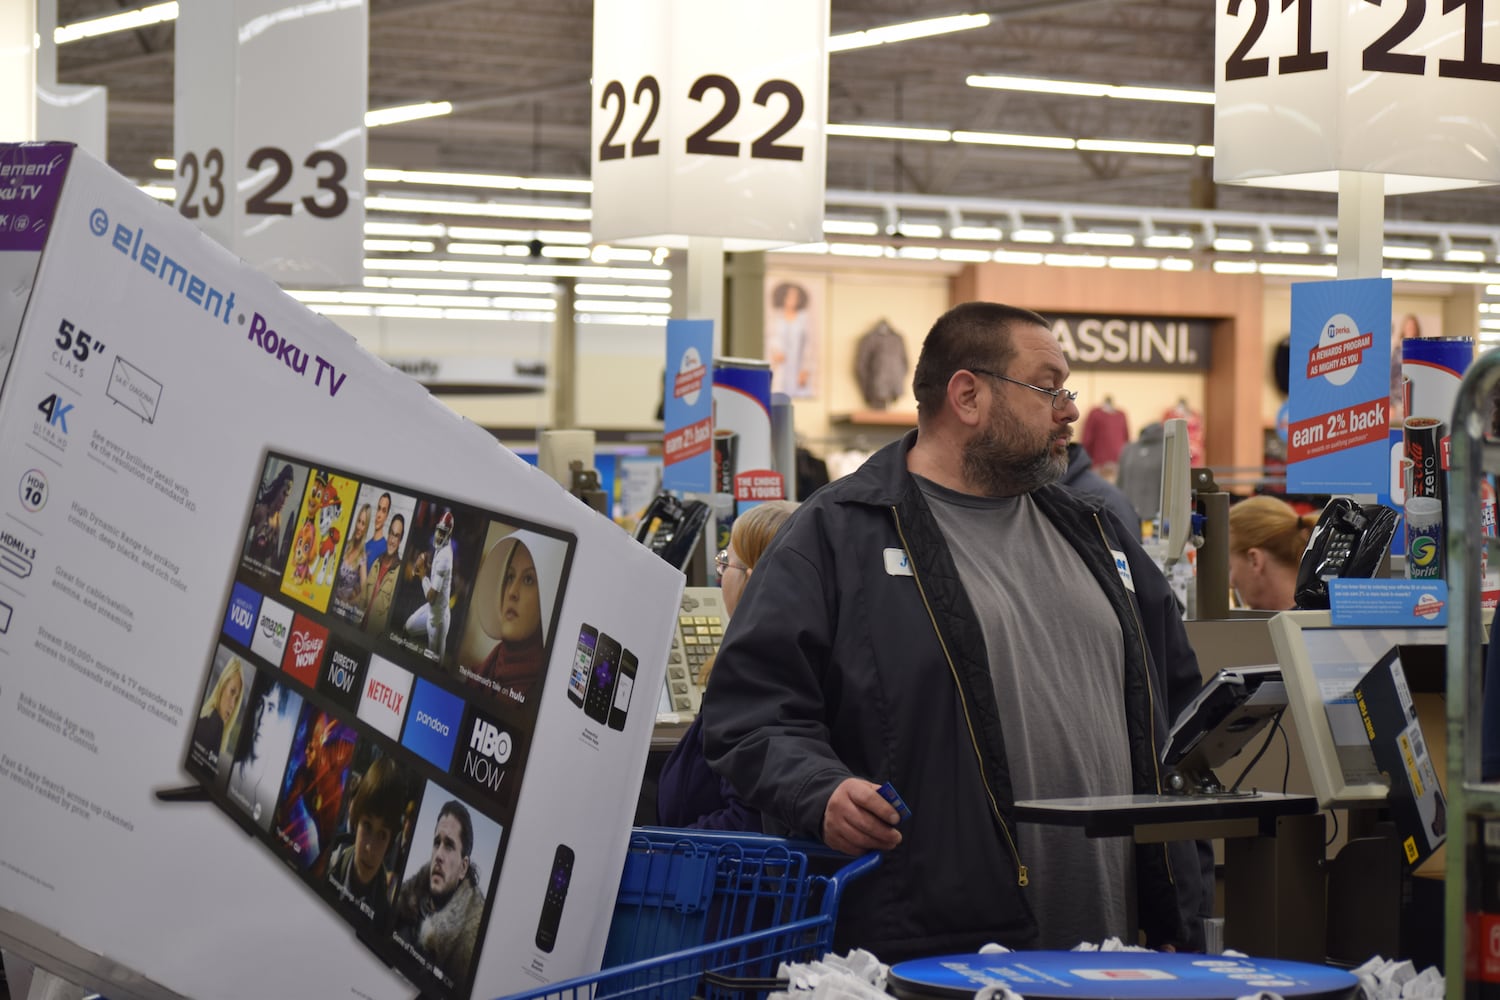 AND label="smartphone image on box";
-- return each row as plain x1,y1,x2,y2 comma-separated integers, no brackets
607,648,637,731
535,843,575,953
583,632,621,726
568,624,597,707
